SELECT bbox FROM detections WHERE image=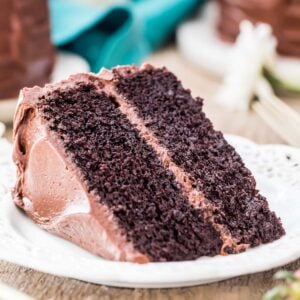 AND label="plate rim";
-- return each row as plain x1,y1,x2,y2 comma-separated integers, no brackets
0,134,299,288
